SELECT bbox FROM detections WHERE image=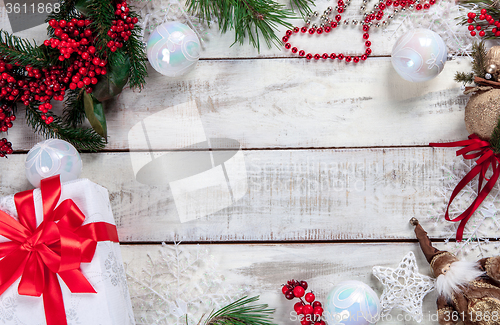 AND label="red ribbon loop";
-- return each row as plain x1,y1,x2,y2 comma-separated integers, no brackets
0,175,119,325
430,134,500,241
